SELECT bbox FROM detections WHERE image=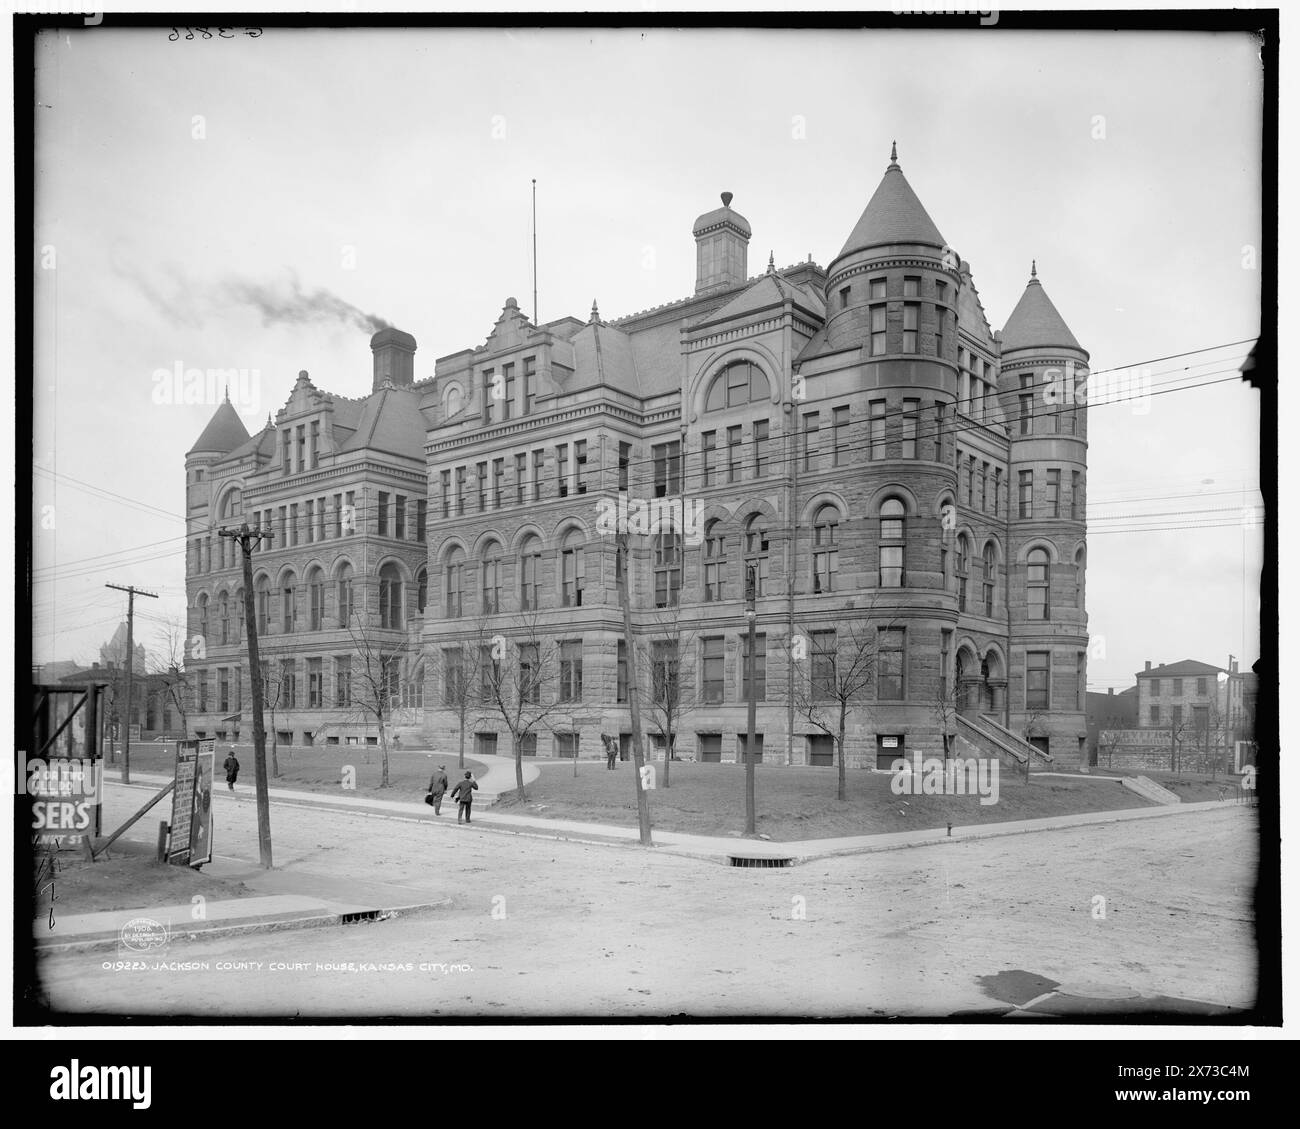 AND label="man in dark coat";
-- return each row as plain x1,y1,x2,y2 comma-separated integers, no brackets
223,750,240,791
449,771,479,824
427,764,450,815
